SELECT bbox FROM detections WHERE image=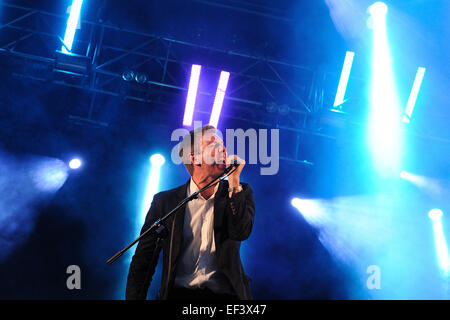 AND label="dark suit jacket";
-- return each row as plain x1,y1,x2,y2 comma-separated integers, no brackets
125,179,255,300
